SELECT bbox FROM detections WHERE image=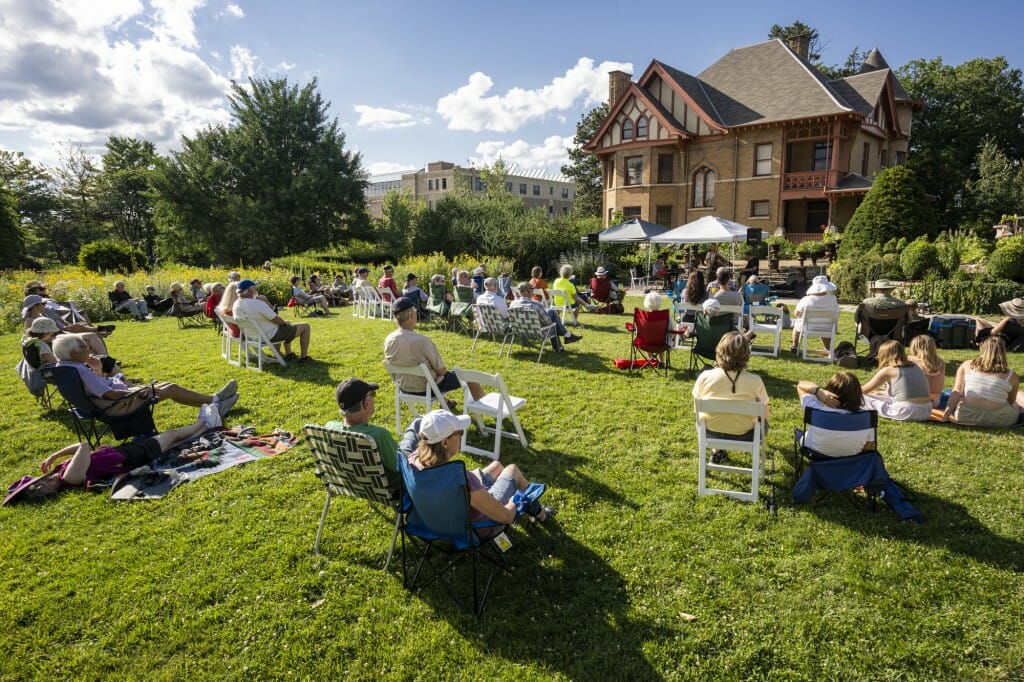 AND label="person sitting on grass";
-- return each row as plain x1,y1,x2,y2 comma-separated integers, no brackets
796,373,875,457
290,275,330,316
404,409,554,532
53,333,239,417
907,335,947,406
942,336,1024,427
3,416,215,505
233,280,313,363
325,378,400,487
972,298,1024,351
860,340,933,422
692,331,770,463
